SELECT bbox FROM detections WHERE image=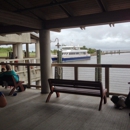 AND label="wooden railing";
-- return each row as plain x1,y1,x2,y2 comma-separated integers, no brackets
0,62,41,88
1,58,130,96
52,63,130,96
